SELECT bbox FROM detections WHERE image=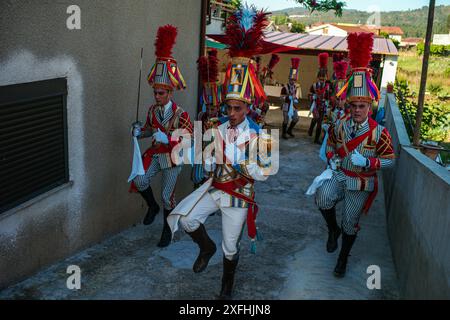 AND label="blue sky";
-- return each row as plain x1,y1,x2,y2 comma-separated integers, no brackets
245,0,450,12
